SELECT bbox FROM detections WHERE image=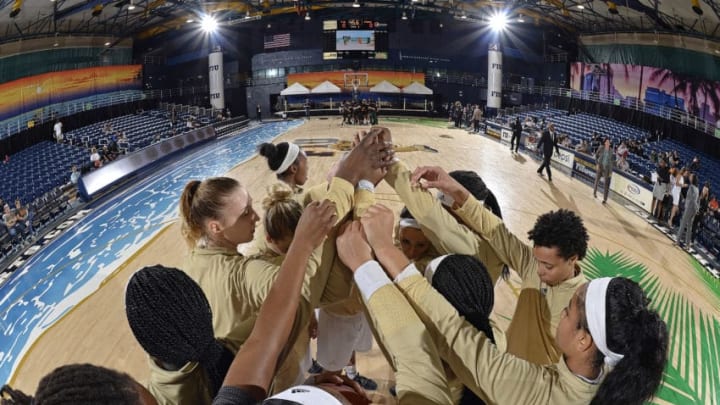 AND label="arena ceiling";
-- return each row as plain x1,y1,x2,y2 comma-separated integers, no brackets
1,0,720,45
